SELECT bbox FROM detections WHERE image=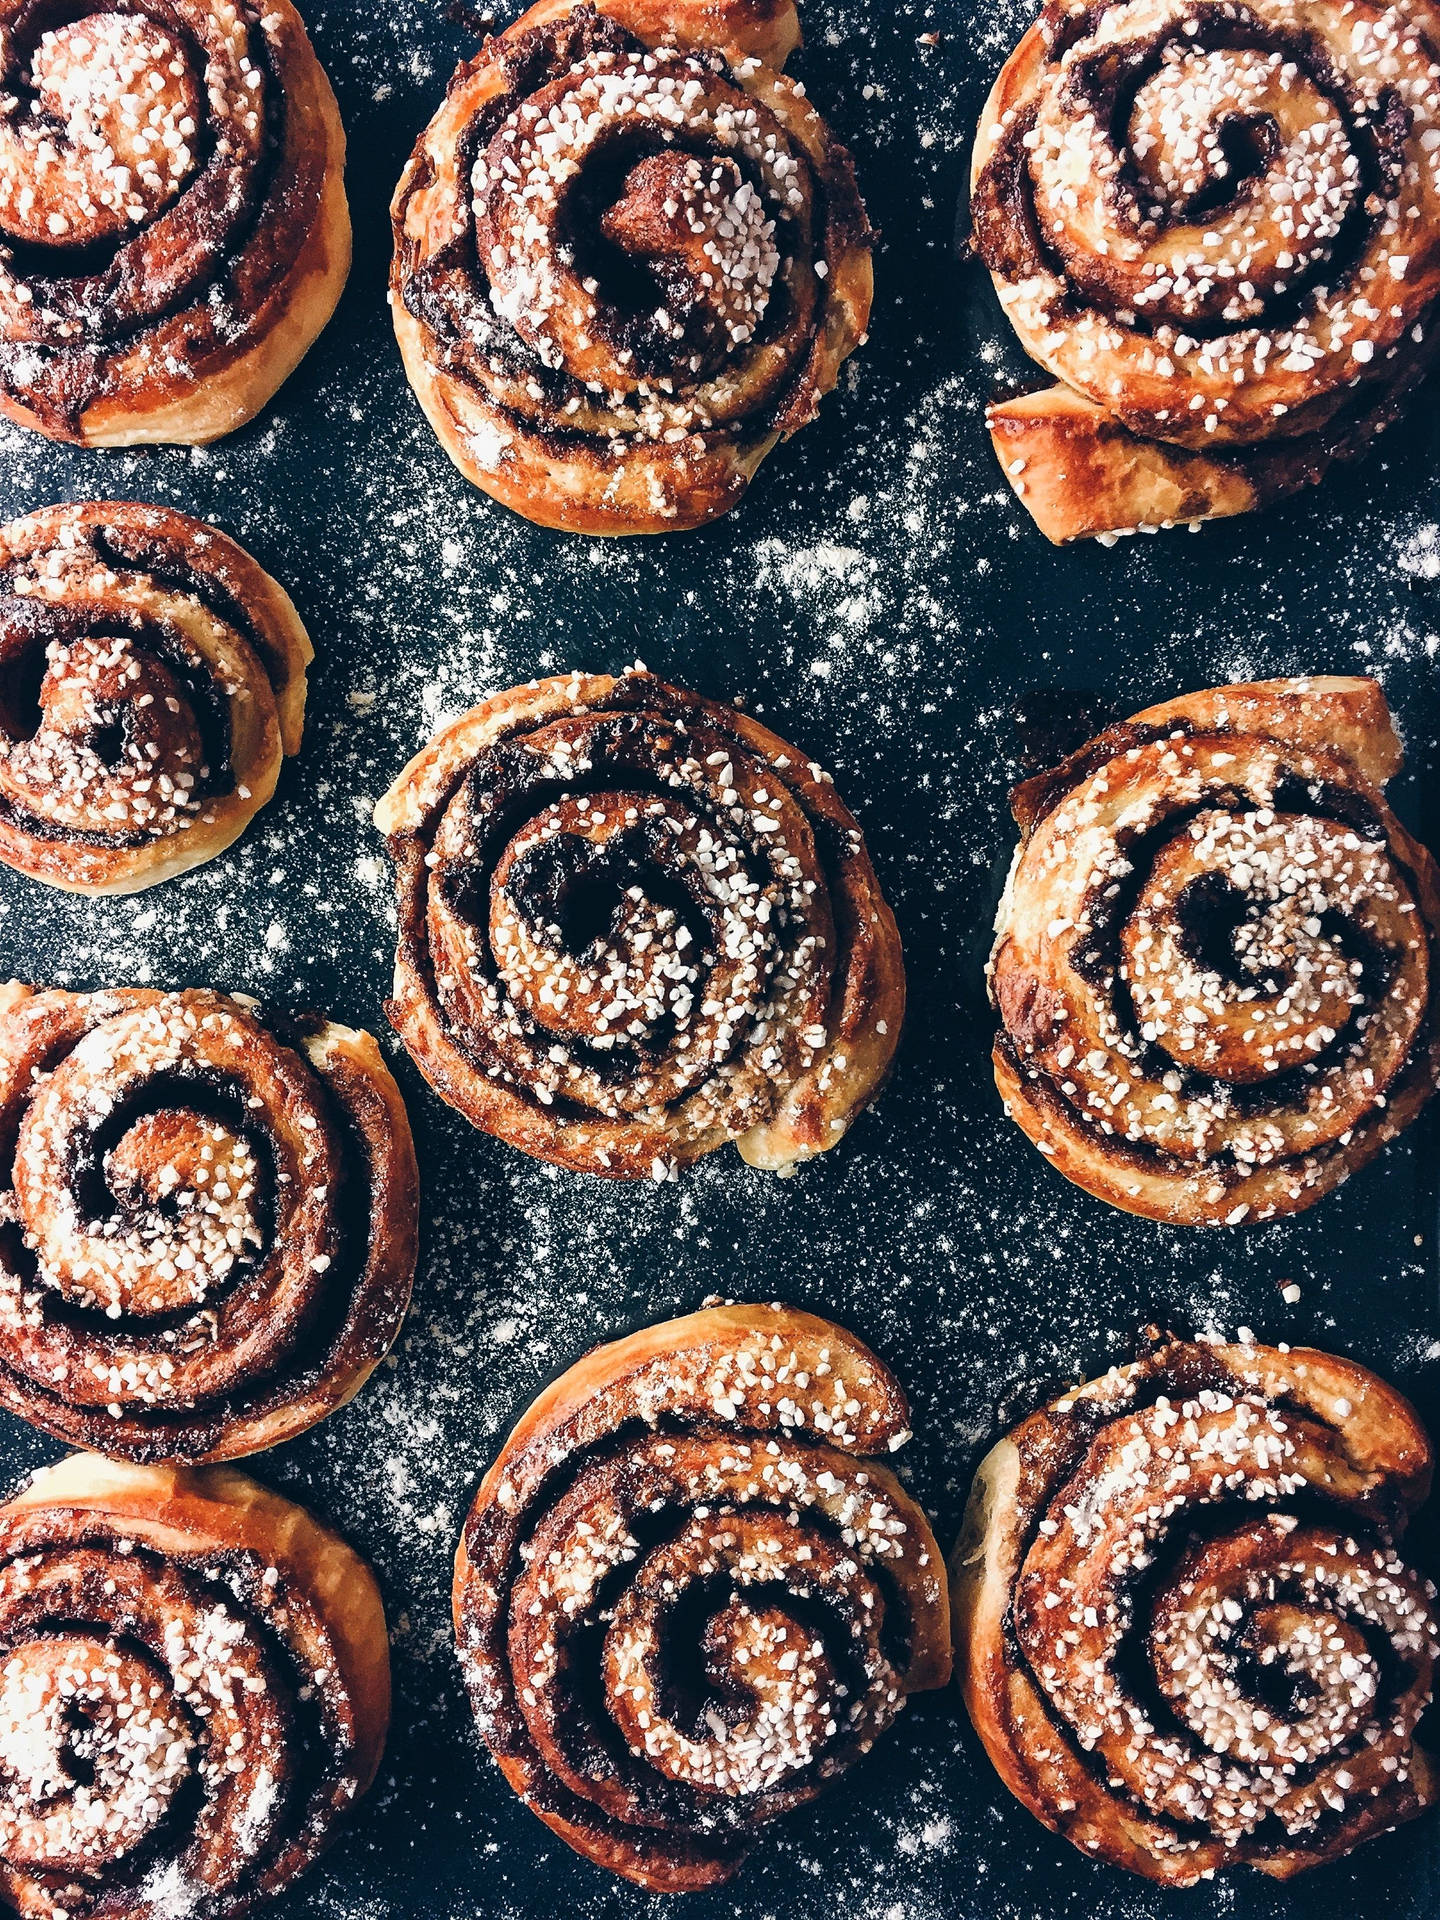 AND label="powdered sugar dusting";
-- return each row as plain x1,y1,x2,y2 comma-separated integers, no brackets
0,1,1432,1918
